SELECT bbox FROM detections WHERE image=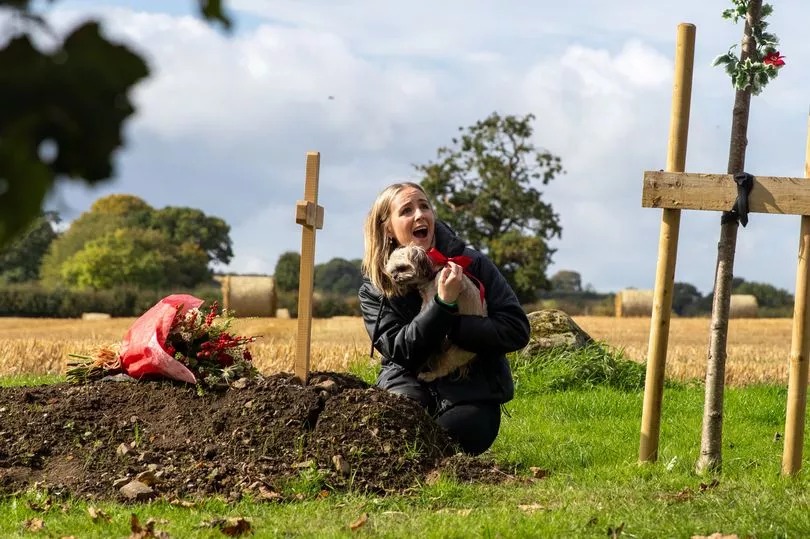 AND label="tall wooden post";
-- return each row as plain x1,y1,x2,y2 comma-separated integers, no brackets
639,23,695,463
294,152,324,384
782,111,810,476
